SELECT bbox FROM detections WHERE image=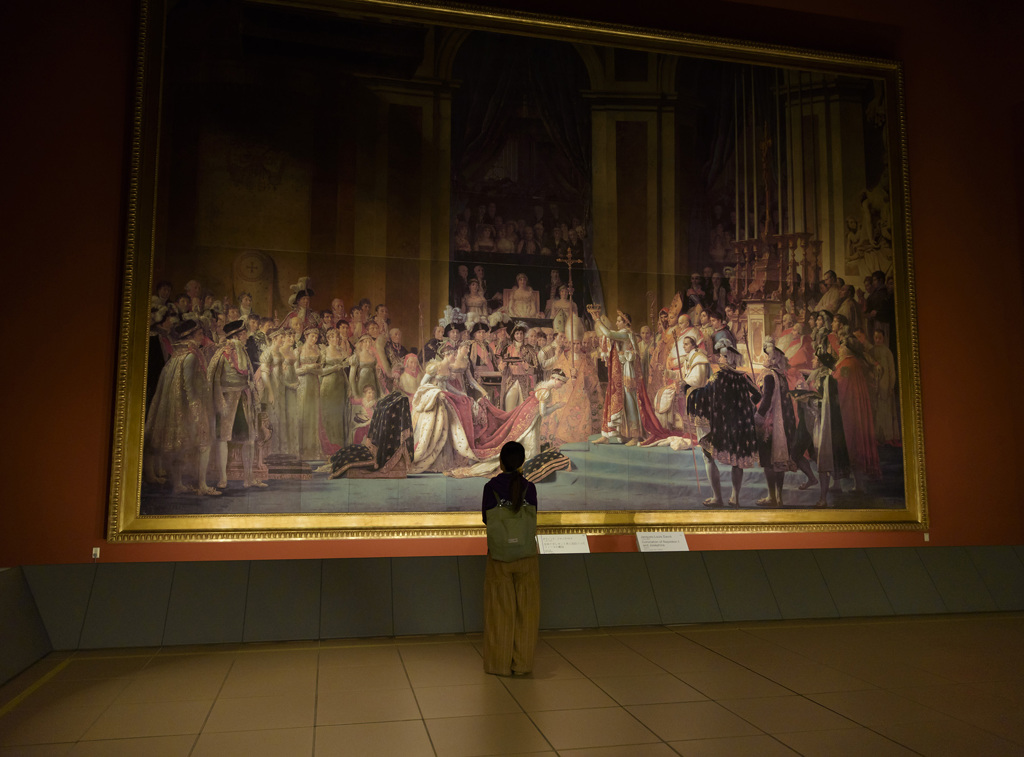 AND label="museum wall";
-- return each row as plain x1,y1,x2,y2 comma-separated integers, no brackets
2,0,1023,567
